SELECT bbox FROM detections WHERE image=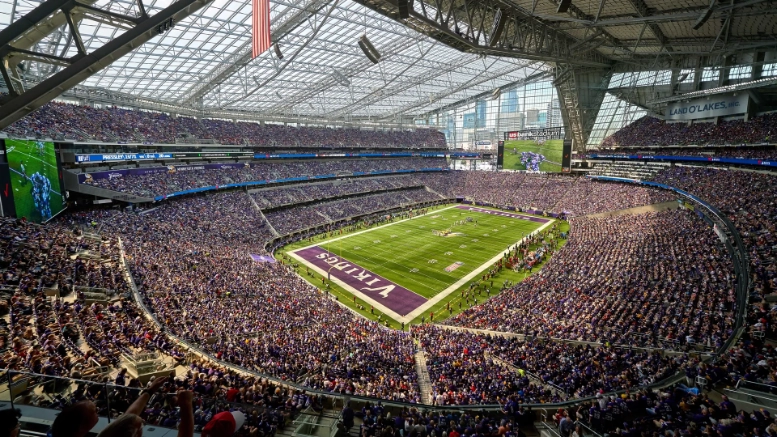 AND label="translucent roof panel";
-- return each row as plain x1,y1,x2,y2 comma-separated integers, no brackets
202,0,546,119
1,0,549,120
